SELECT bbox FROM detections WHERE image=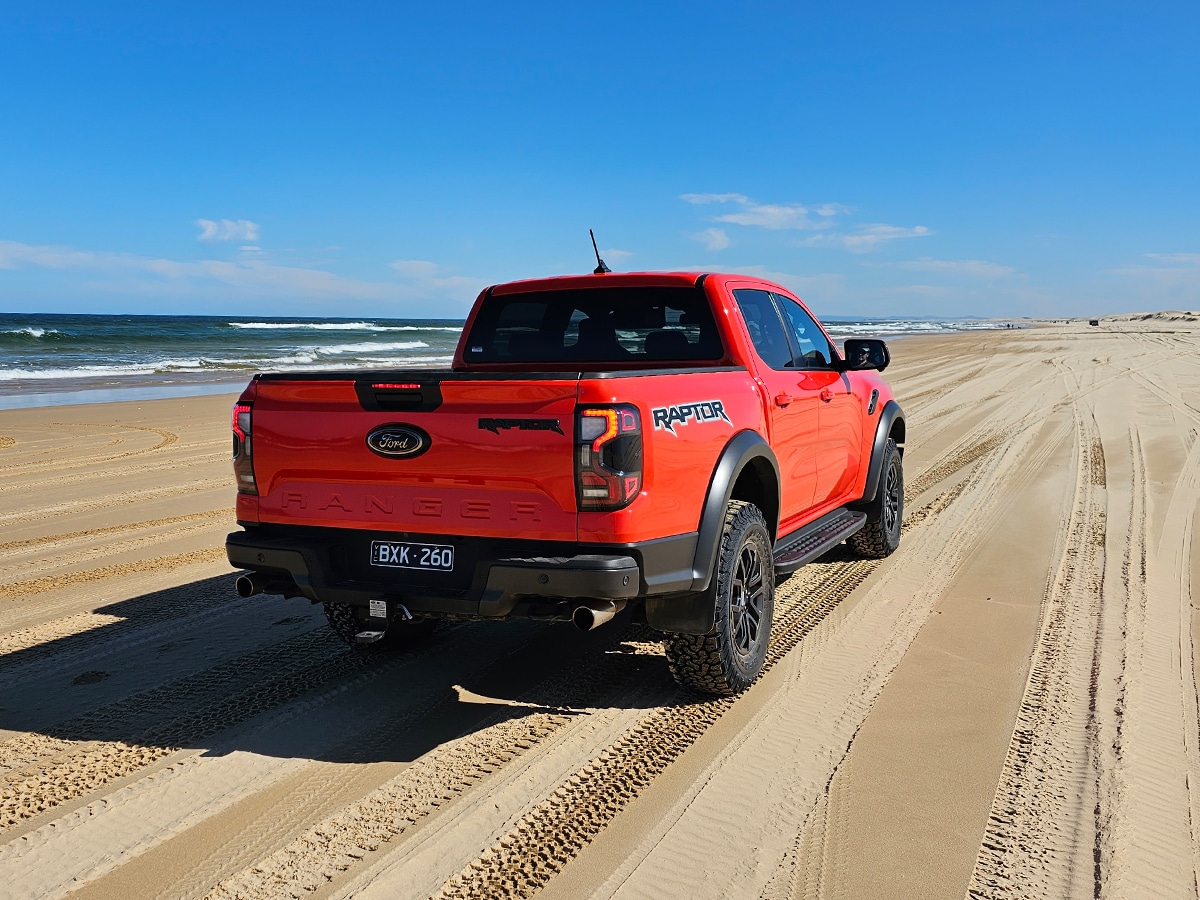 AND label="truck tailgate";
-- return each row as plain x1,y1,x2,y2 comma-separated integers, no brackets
249,375,580,541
